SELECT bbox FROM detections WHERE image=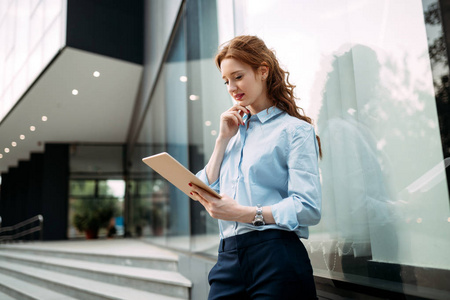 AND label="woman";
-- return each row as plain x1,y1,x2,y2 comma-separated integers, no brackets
190,35,322,300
